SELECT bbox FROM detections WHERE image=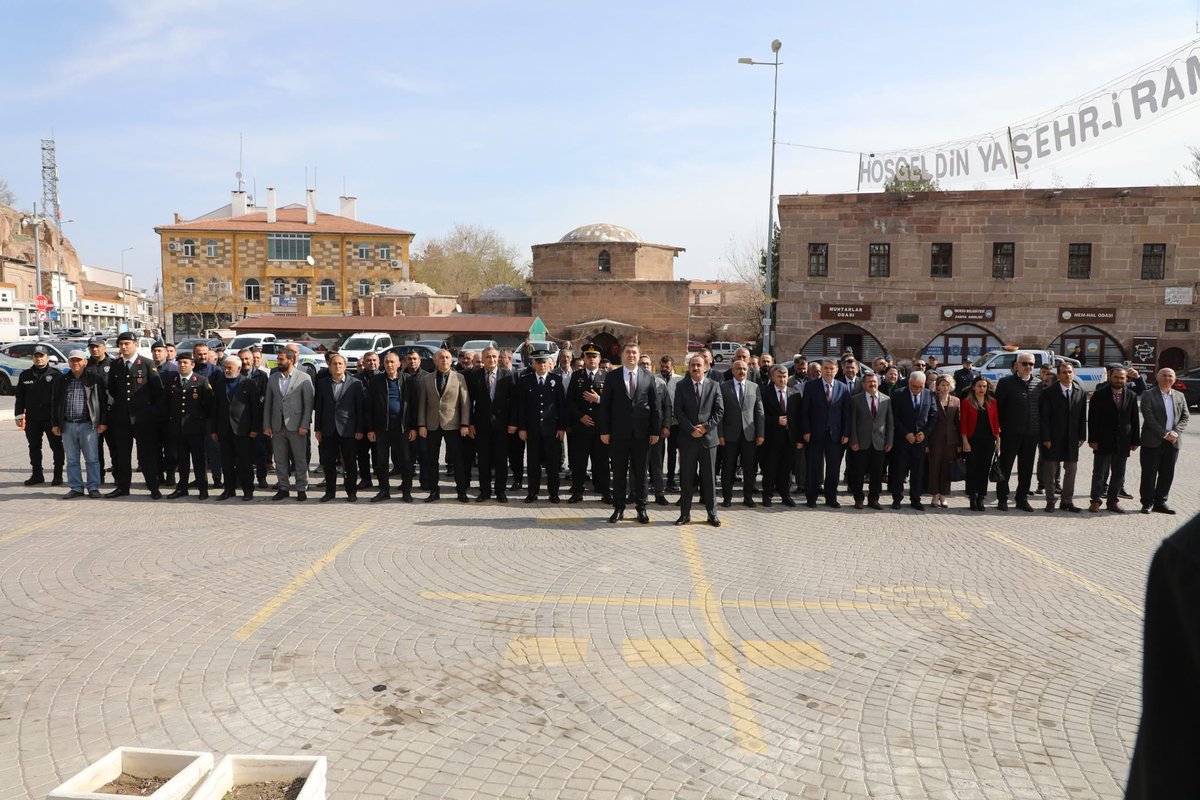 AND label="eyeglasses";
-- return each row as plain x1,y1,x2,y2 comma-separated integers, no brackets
1017,361,1035,366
